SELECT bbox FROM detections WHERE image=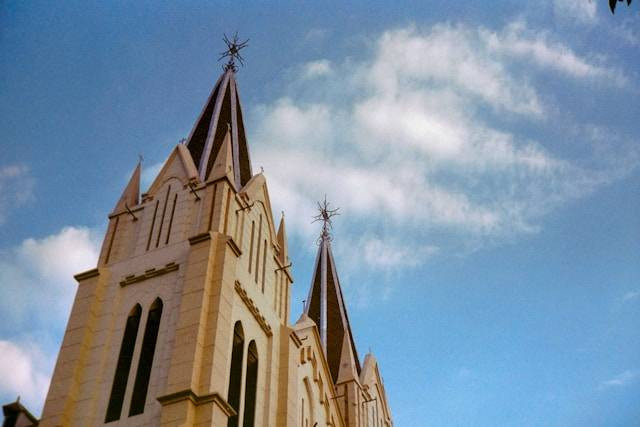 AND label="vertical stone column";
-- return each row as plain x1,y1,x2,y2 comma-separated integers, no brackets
40,269,107,426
